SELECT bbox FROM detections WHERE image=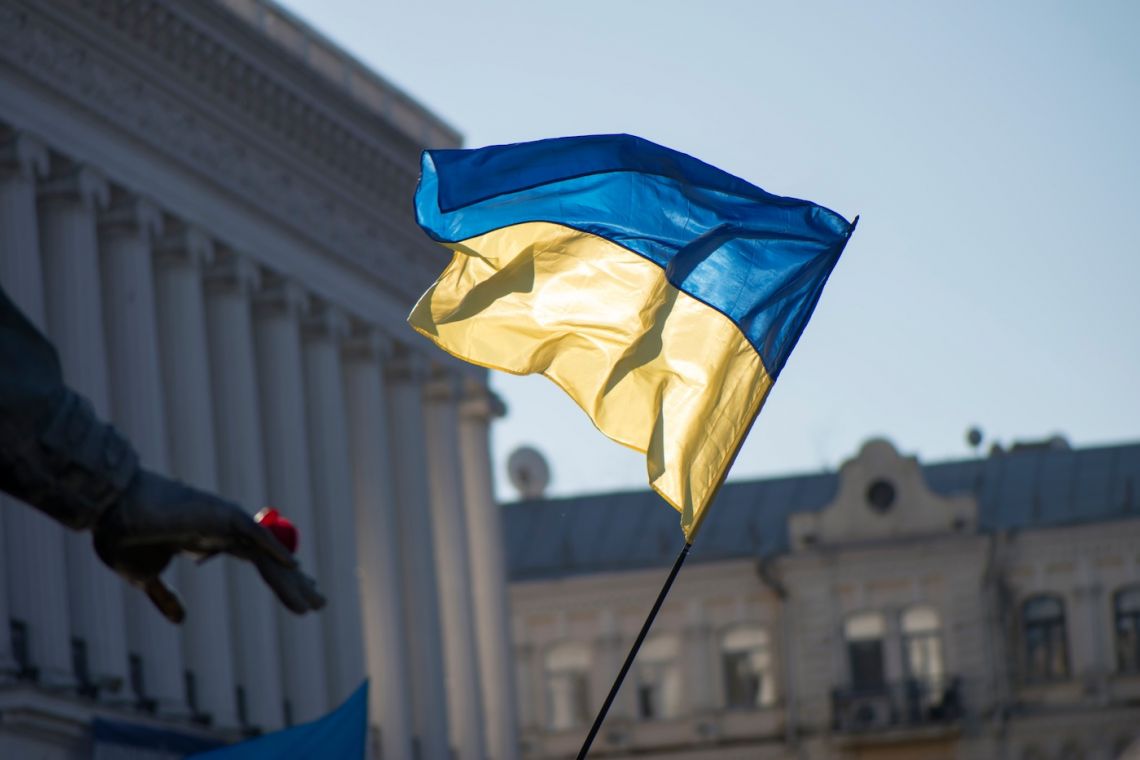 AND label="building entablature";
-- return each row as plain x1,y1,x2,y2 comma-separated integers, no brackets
0,0,460,336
